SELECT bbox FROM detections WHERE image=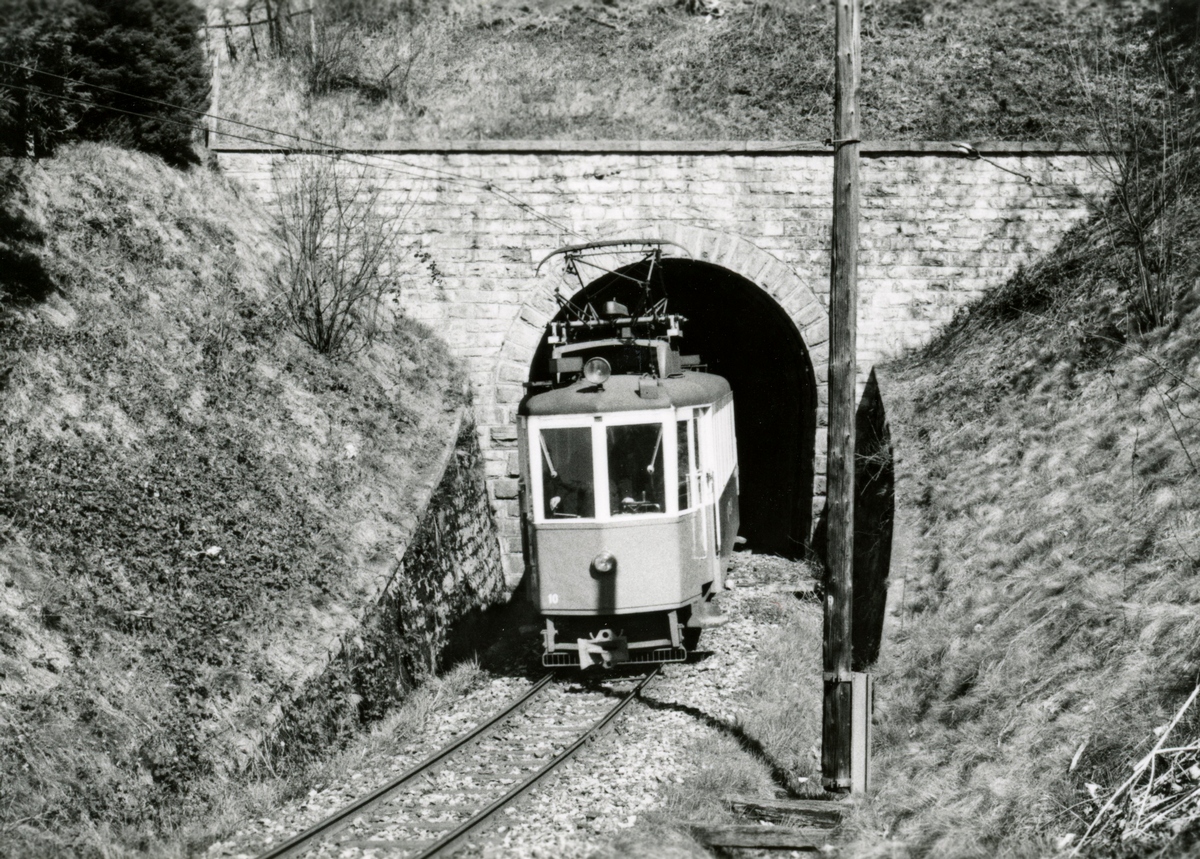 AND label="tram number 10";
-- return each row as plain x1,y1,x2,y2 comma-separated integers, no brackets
547,594,559,605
